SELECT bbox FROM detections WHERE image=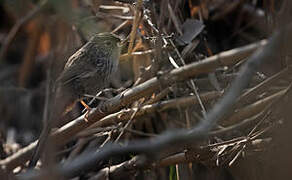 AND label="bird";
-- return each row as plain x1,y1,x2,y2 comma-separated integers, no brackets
29,32,122,167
